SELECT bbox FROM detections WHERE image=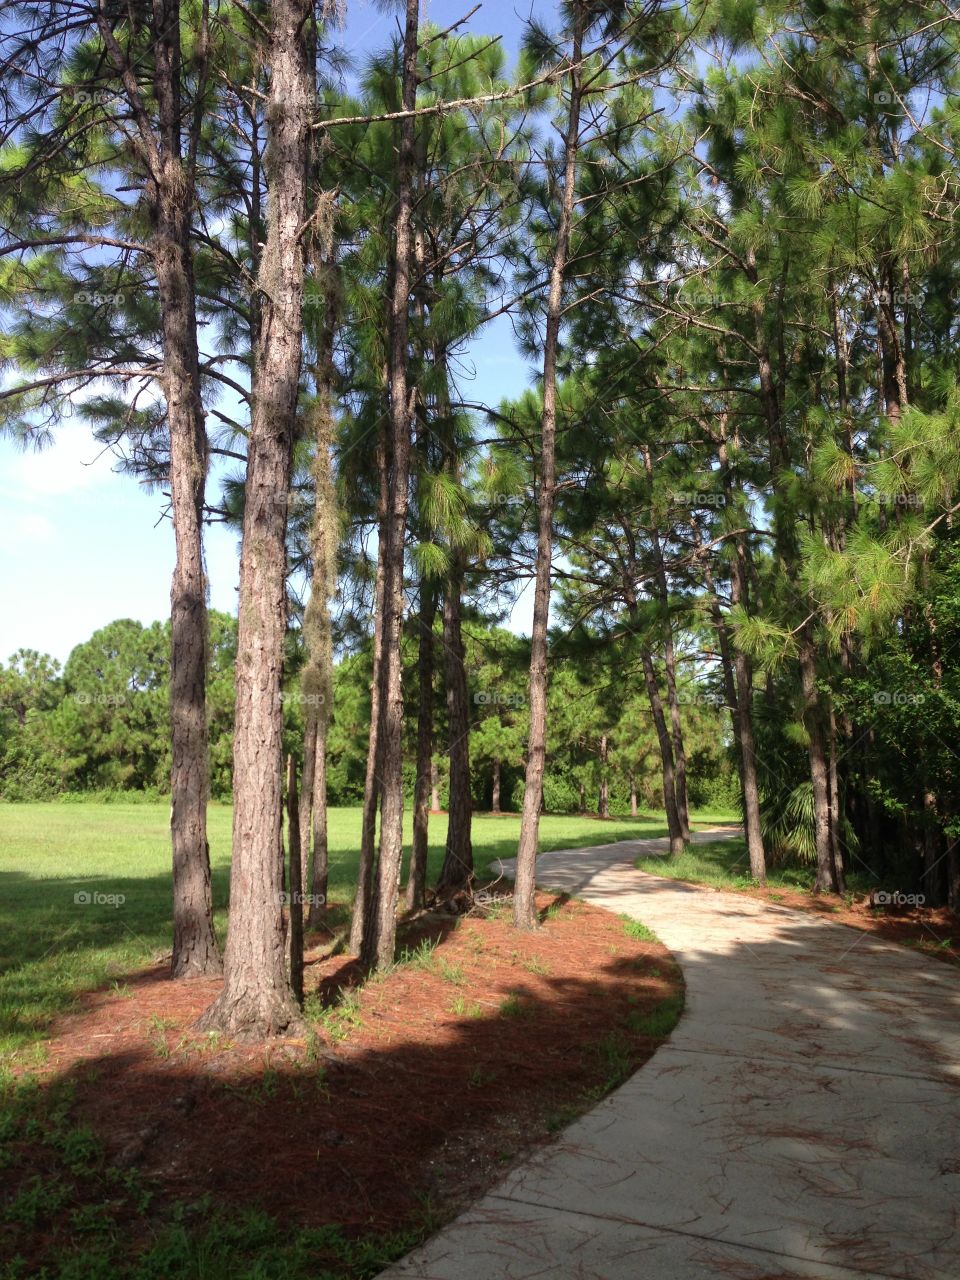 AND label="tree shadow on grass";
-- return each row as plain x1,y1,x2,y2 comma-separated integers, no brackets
3,899,959,1280
0,897,683,1279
